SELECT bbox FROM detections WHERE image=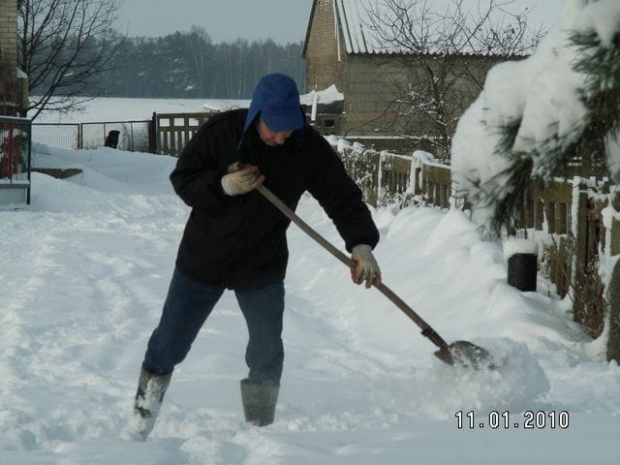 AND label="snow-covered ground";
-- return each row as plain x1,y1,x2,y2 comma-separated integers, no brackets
32,98,251,124
1,141,618,464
